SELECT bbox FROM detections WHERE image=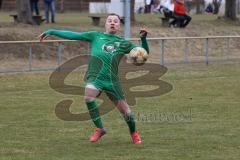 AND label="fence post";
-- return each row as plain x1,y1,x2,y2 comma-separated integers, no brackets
57,42,63,66
160,39,165,65
226,37,230,60
184,39,189,63
205,38,209,65
29,44,32,71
